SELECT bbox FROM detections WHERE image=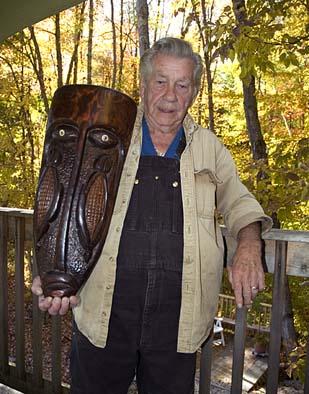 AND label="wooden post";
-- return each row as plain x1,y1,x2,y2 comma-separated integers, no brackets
266,240,287,393
231,306,247,393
